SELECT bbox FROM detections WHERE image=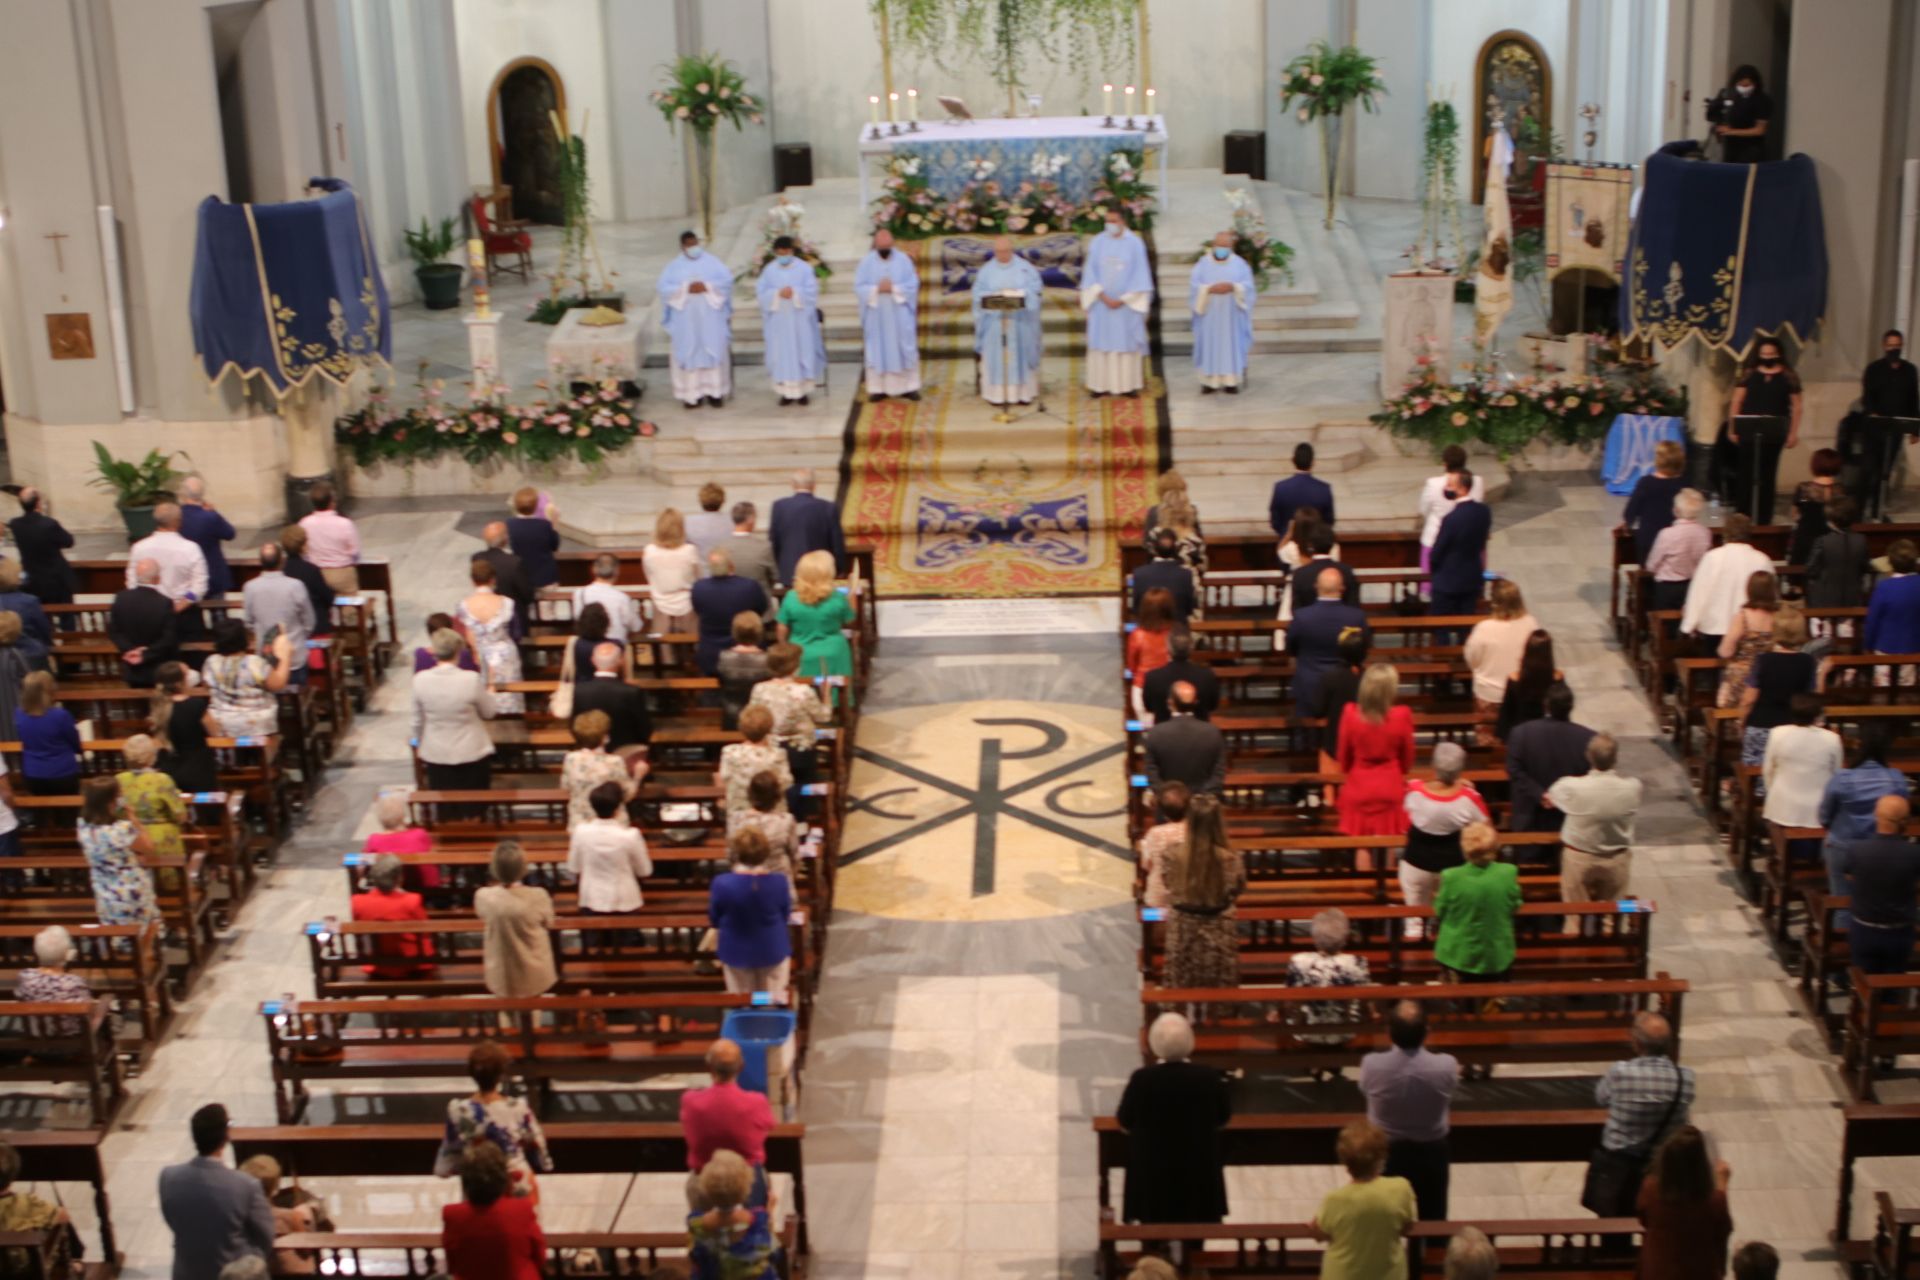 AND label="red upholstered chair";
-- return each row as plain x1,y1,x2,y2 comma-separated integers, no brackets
471,195,533,281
